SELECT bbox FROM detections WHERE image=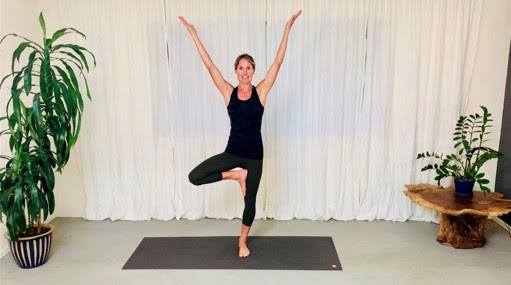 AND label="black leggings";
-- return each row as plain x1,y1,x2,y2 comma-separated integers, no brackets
188,152,263,227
